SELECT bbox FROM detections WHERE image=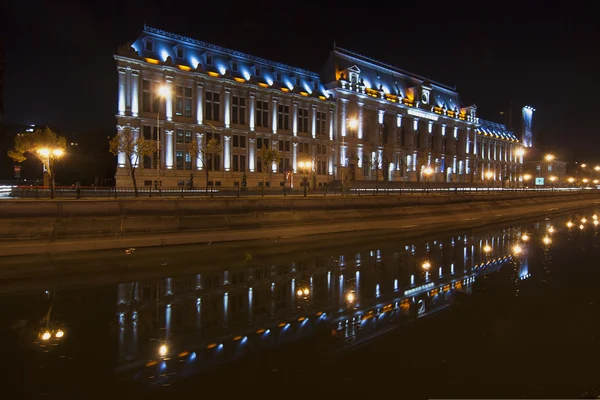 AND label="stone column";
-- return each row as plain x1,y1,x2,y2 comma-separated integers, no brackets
249,138,256,172
340,99,347,138
357,102,364,139
223,292,229,330
224,135,231,171
293,142,298,173
311,104,317,138
117,126,126,167
329,107,334,140
224,87,231,128
196,82,204,125
165,76,173,122
118,67,127,116
272,97,278,134
248,287,253,324
131,70,139,117
165,130,174,169
249,92,255,131
196,133,204,170
292,100,298,136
